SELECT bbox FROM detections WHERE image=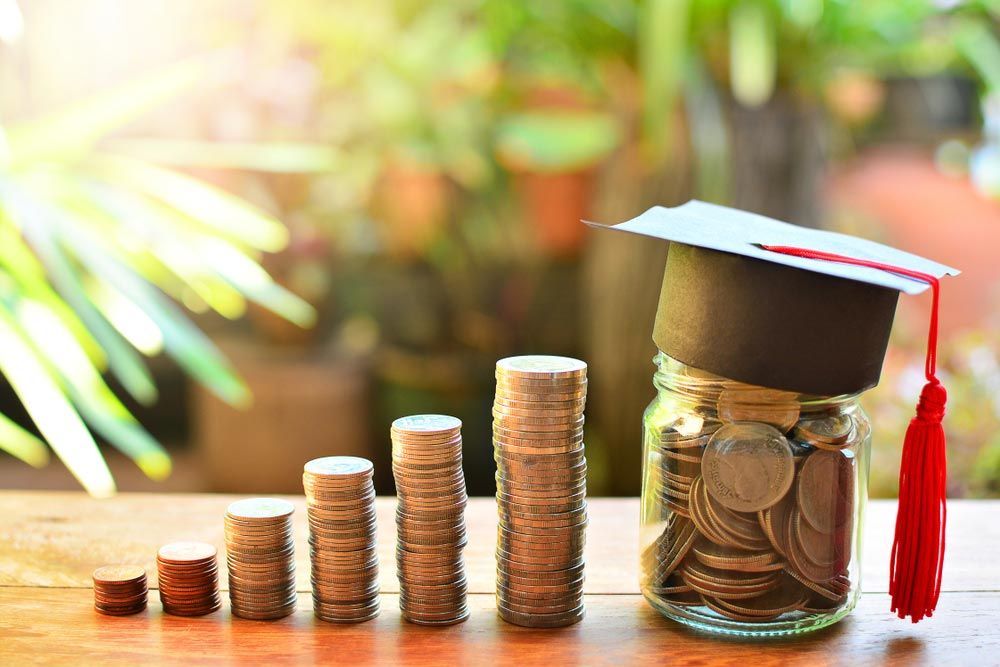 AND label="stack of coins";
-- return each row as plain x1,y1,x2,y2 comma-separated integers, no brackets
391,415,469,626
225,498,297,620
92,565,147,616
493,355,589,628
156,542,221,616
303,456,380,623
643,365,858,623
